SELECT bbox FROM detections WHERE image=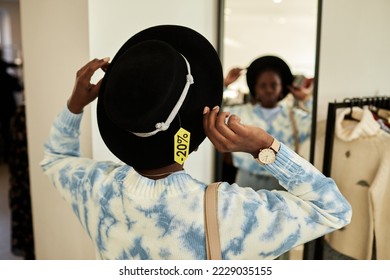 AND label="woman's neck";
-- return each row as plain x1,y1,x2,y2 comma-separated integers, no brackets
259,102,278,109
136,163,184,180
